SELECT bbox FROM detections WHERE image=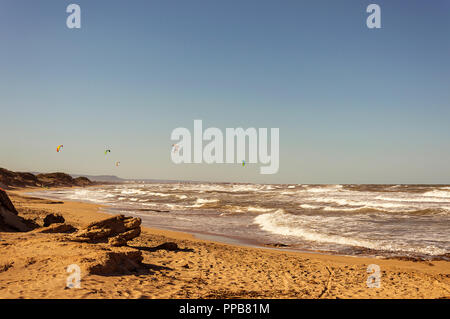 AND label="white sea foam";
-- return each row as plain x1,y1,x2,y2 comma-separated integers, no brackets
196,198,219,204
230,185,263,192
306,185,343,193
254,210,447,255
120,189,147,195
36,183,449,258
245,206,274,213
375,195,450,203
188,198,220,207
300,204,321,209
323,206,369,212
311,197,413,210
165,203,185,210
147,192,172,197
301,203,380,212
280,191,296,195
423,190,450,198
